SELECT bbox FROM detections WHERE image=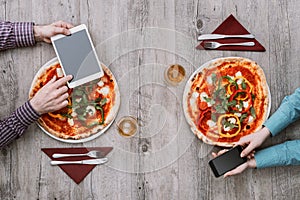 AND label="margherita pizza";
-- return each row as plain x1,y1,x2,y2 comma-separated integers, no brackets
29,58,120,141
183,57,270,147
